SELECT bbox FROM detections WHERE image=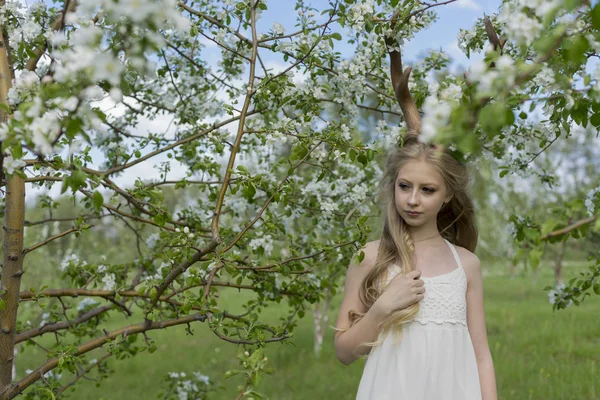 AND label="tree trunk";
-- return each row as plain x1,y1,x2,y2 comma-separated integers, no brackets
507,248,518,280
553,240,567,285
0,175,25,395
313,287,332,357
0,15,22,397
